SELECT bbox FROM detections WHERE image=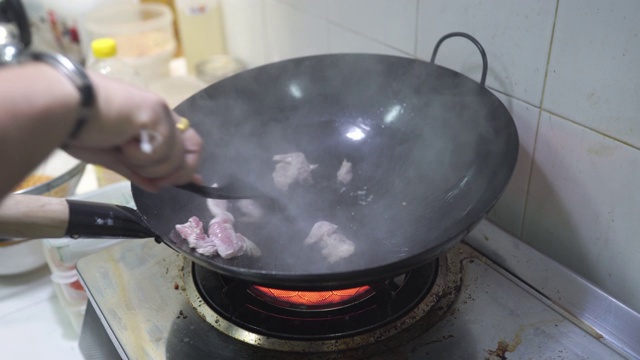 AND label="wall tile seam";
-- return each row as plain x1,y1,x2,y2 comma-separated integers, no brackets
326,20,416,57
520,0,560,240
538,109,640,153
270,0,328,21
